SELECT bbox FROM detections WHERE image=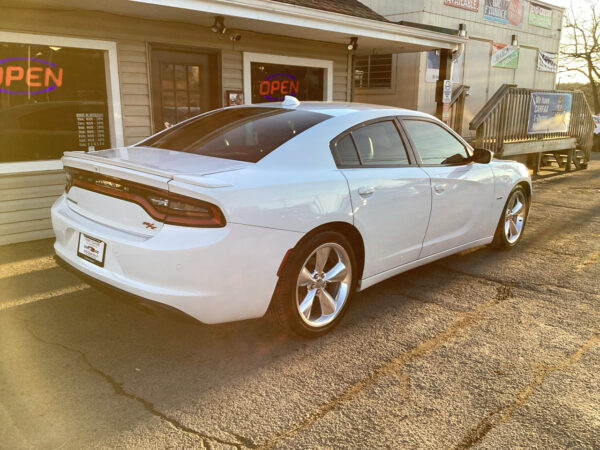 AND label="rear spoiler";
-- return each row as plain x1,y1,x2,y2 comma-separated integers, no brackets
62,151,232,188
